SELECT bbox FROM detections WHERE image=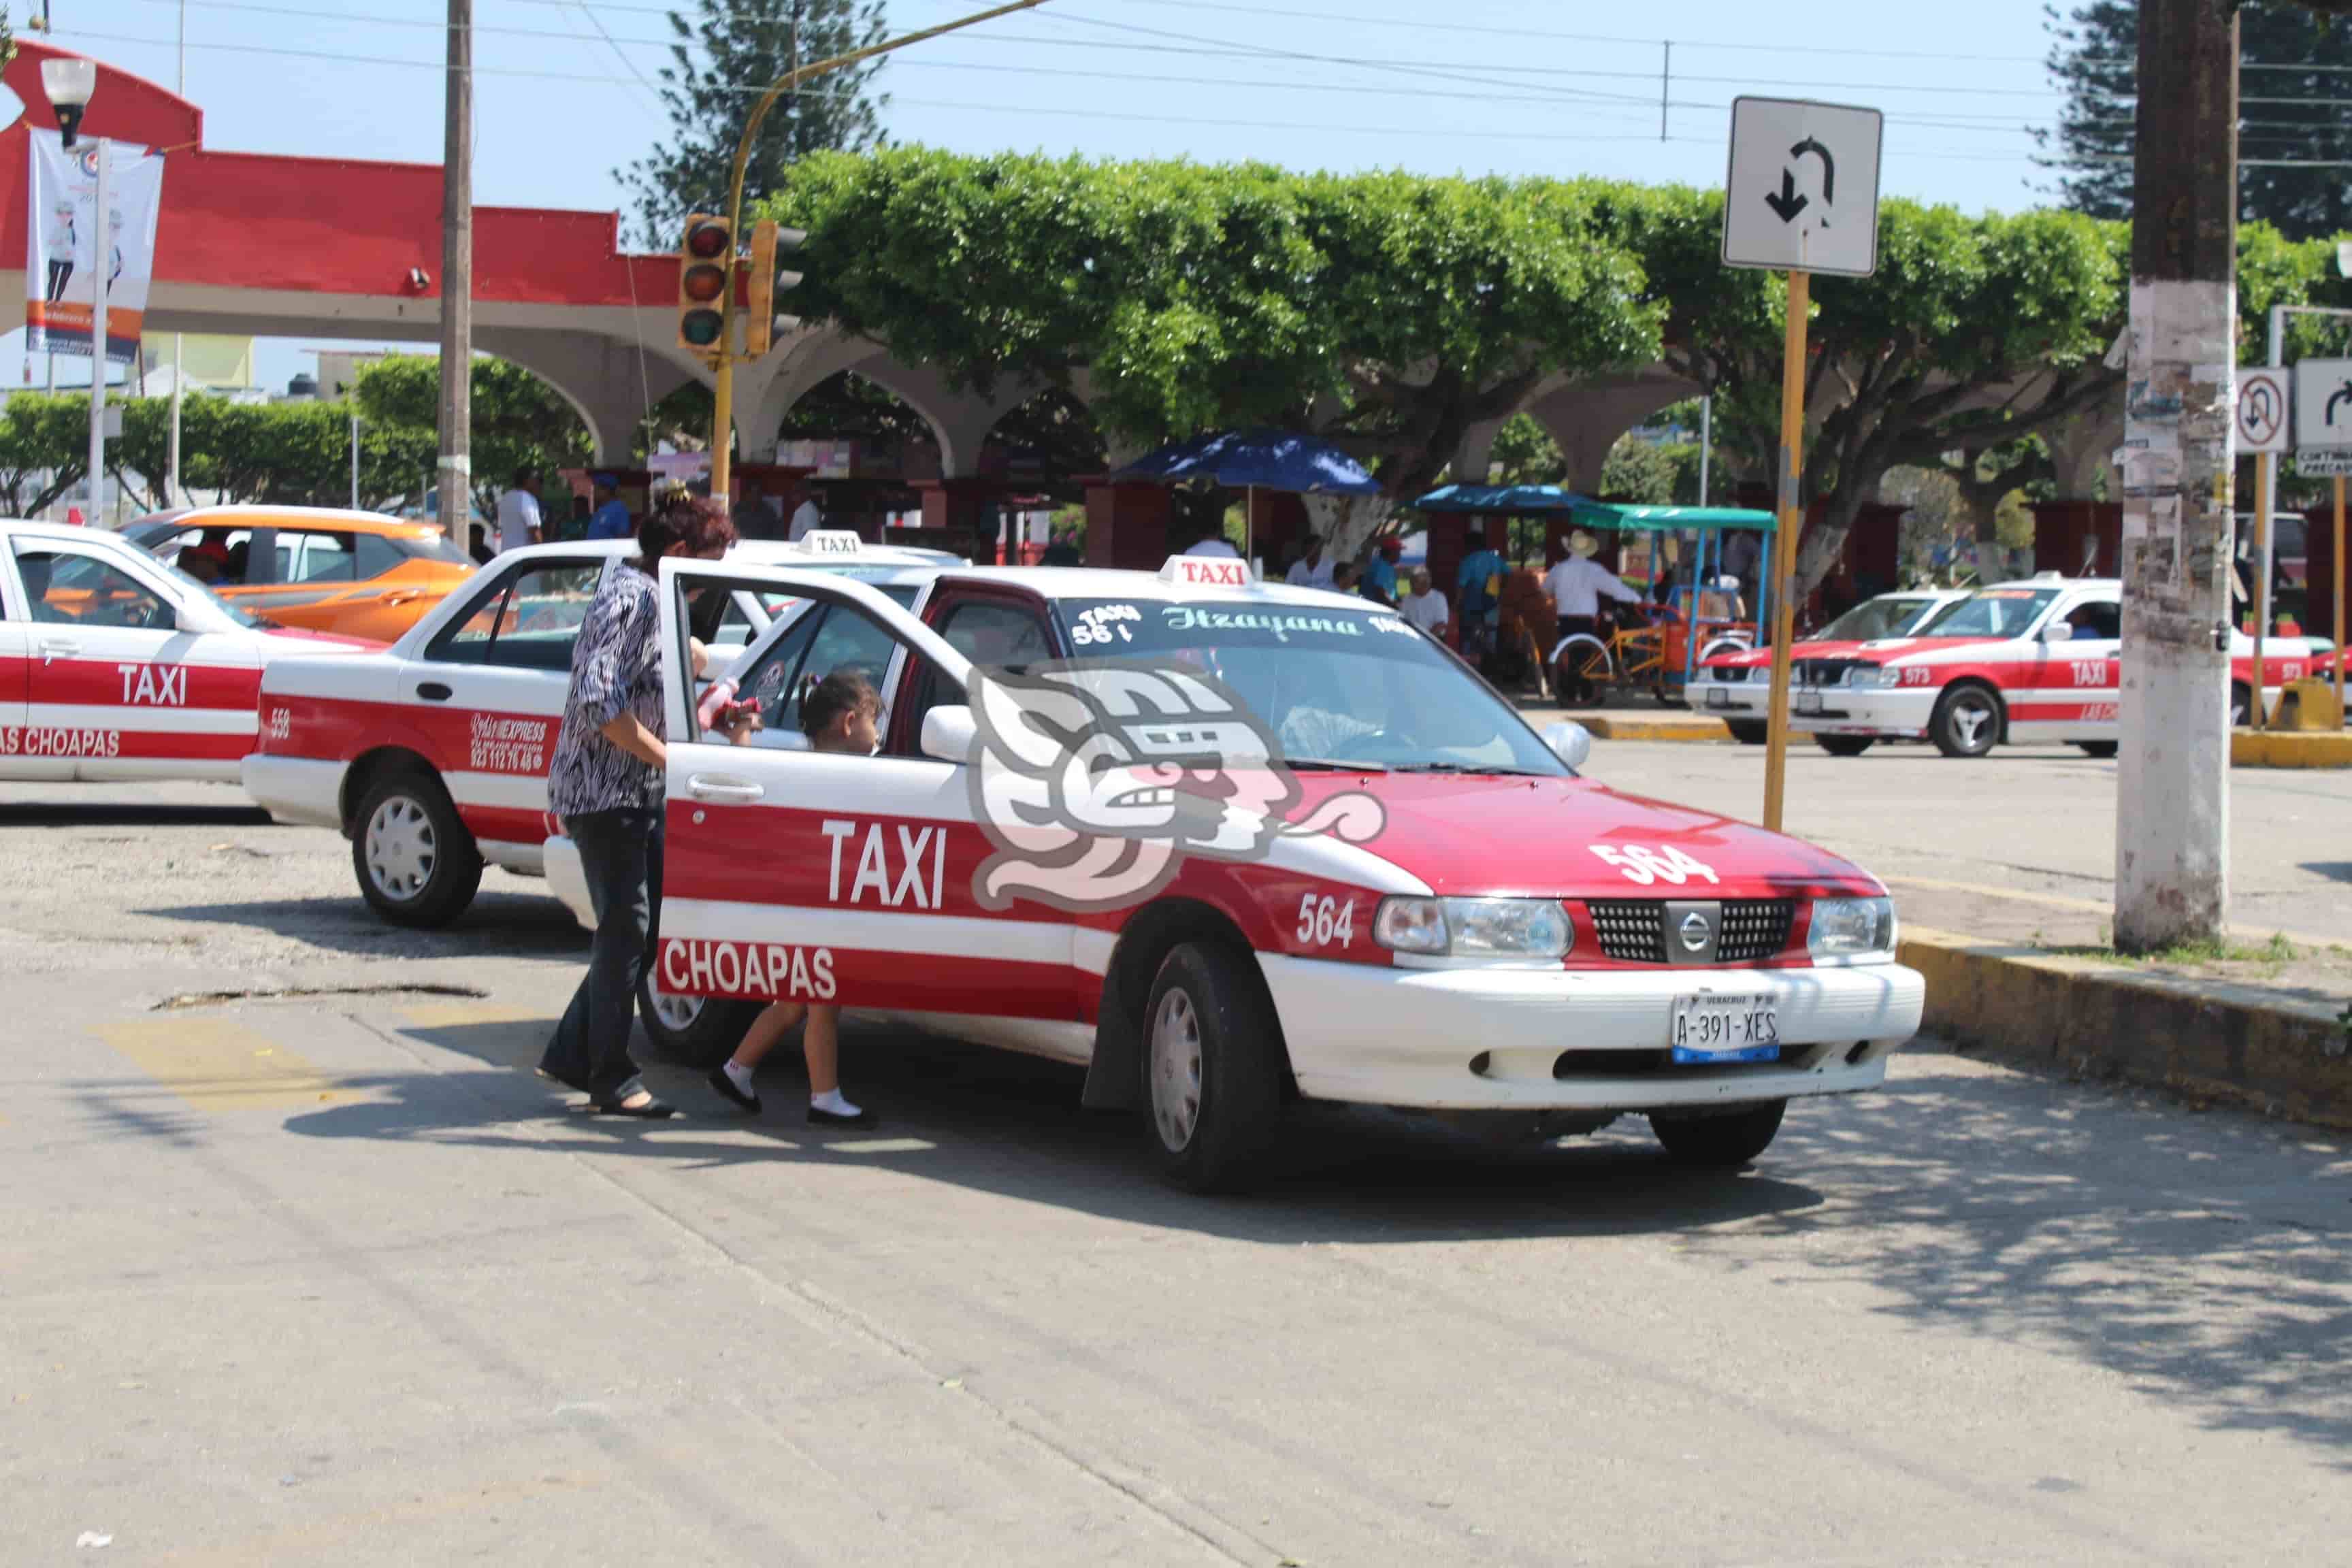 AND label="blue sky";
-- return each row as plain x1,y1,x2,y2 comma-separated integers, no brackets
30,0,2068,389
